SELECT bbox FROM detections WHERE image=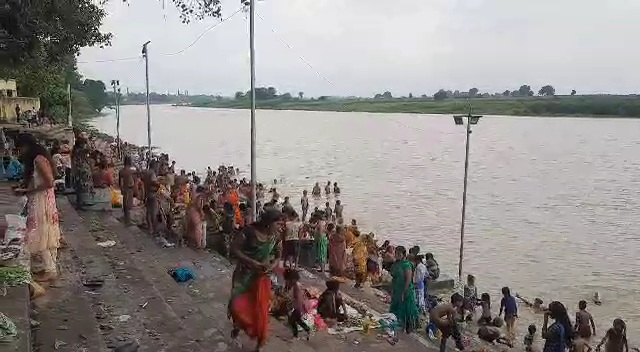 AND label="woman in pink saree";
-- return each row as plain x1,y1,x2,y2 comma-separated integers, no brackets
328,224,347,277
